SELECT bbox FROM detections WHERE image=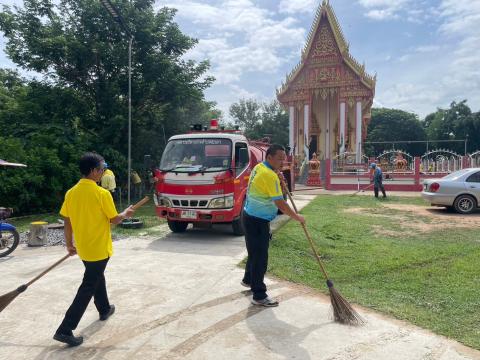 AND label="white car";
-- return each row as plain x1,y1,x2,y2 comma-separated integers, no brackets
422,168,480,214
